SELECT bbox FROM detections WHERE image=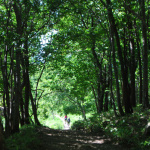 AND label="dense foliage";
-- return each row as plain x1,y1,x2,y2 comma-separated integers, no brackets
0,0,150,149
71,105,150,149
